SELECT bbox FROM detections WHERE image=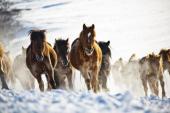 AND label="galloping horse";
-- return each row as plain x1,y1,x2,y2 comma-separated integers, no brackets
70,24,102,93
13,47,35,90
26,30,57,91
98,41,111,91
0,43,14,89
139,53,166,98
53,38,73,89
